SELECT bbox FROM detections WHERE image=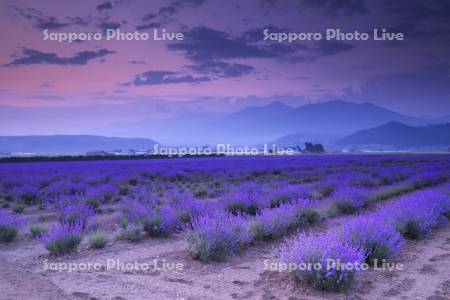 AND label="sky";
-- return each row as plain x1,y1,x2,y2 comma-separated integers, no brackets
0,0,449,137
